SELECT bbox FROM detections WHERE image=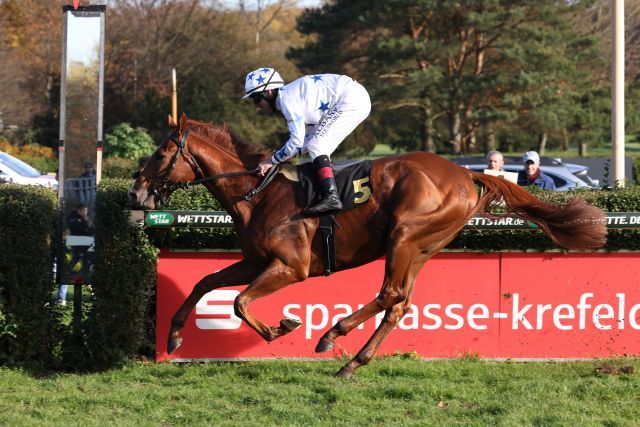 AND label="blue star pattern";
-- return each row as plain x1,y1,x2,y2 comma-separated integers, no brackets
311,75,323,82
293,113,303,125
247,72,255,81
256,75,266,85
318,101,330,112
